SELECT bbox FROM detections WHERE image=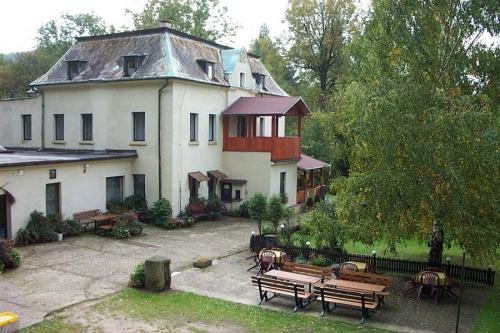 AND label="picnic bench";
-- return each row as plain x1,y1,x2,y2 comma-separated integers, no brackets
282,261,333,282
90,213,120,235
251,275,313,312
339,271,393,287
73,209,100,230
314,283,379,323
